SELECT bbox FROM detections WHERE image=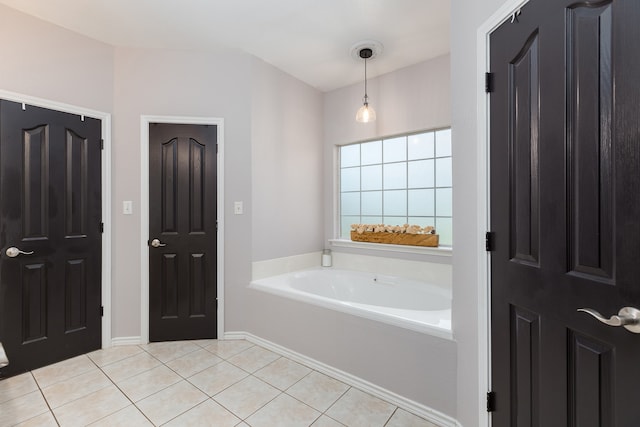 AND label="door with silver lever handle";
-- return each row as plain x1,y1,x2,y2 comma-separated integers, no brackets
150,239,166,248
5,247,34,258
577,307,640,333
